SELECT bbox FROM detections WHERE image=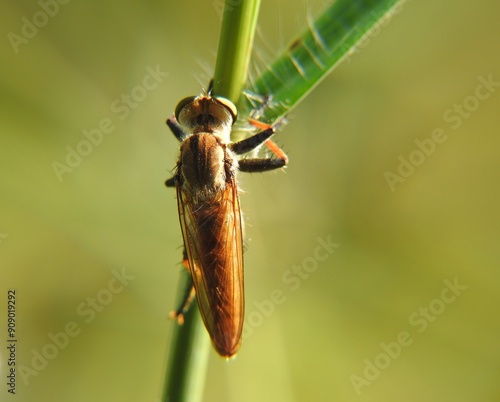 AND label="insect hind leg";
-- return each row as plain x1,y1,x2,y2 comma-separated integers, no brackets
169,284,195,325
170,250,196,325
